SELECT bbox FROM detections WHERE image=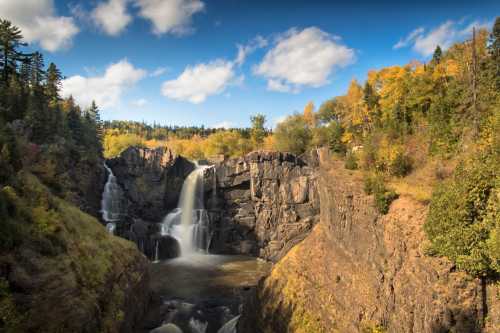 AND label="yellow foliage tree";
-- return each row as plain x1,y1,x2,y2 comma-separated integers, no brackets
303,101,316,127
